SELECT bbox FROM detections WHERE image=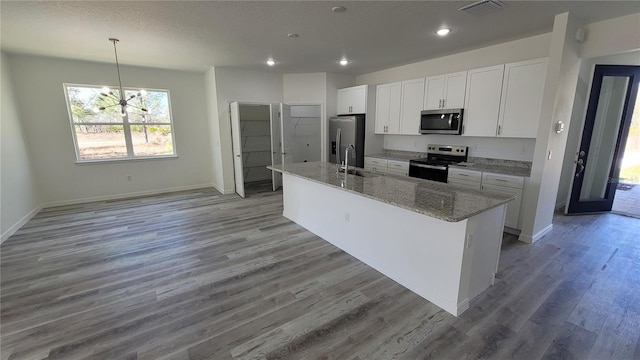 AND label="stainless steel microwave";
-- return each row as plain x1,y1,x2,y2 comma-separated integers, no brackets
419,109,463,135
